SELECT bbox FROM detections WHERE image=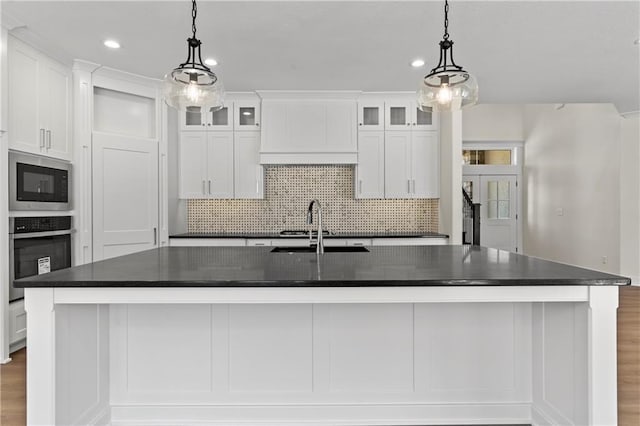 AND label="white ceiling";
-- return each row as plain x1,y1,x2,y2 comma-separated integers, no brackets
3,1,639,113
